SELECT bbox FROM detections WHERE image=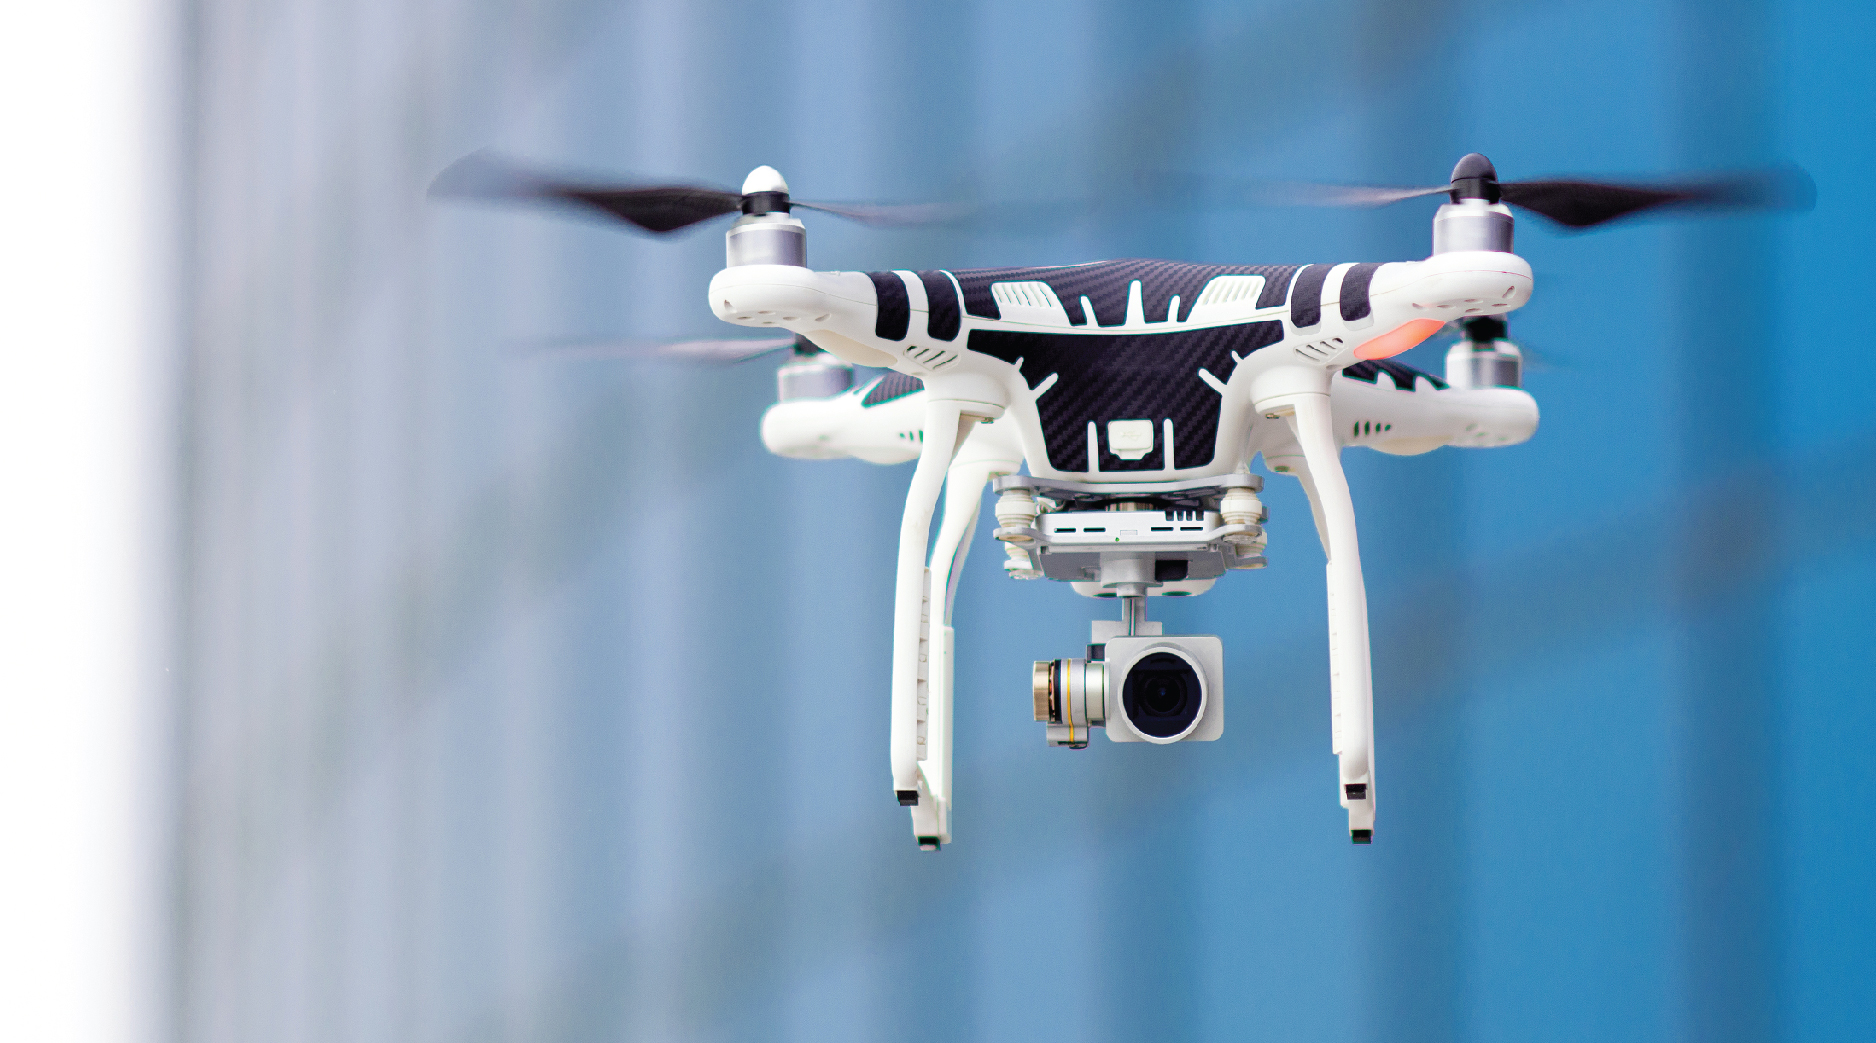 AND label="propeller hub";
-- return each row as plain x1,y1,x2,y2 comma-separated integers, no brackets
741,165,789,194
727,165,807,265
740,166,792,216
741,190,791,216
1448,152,1501,204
